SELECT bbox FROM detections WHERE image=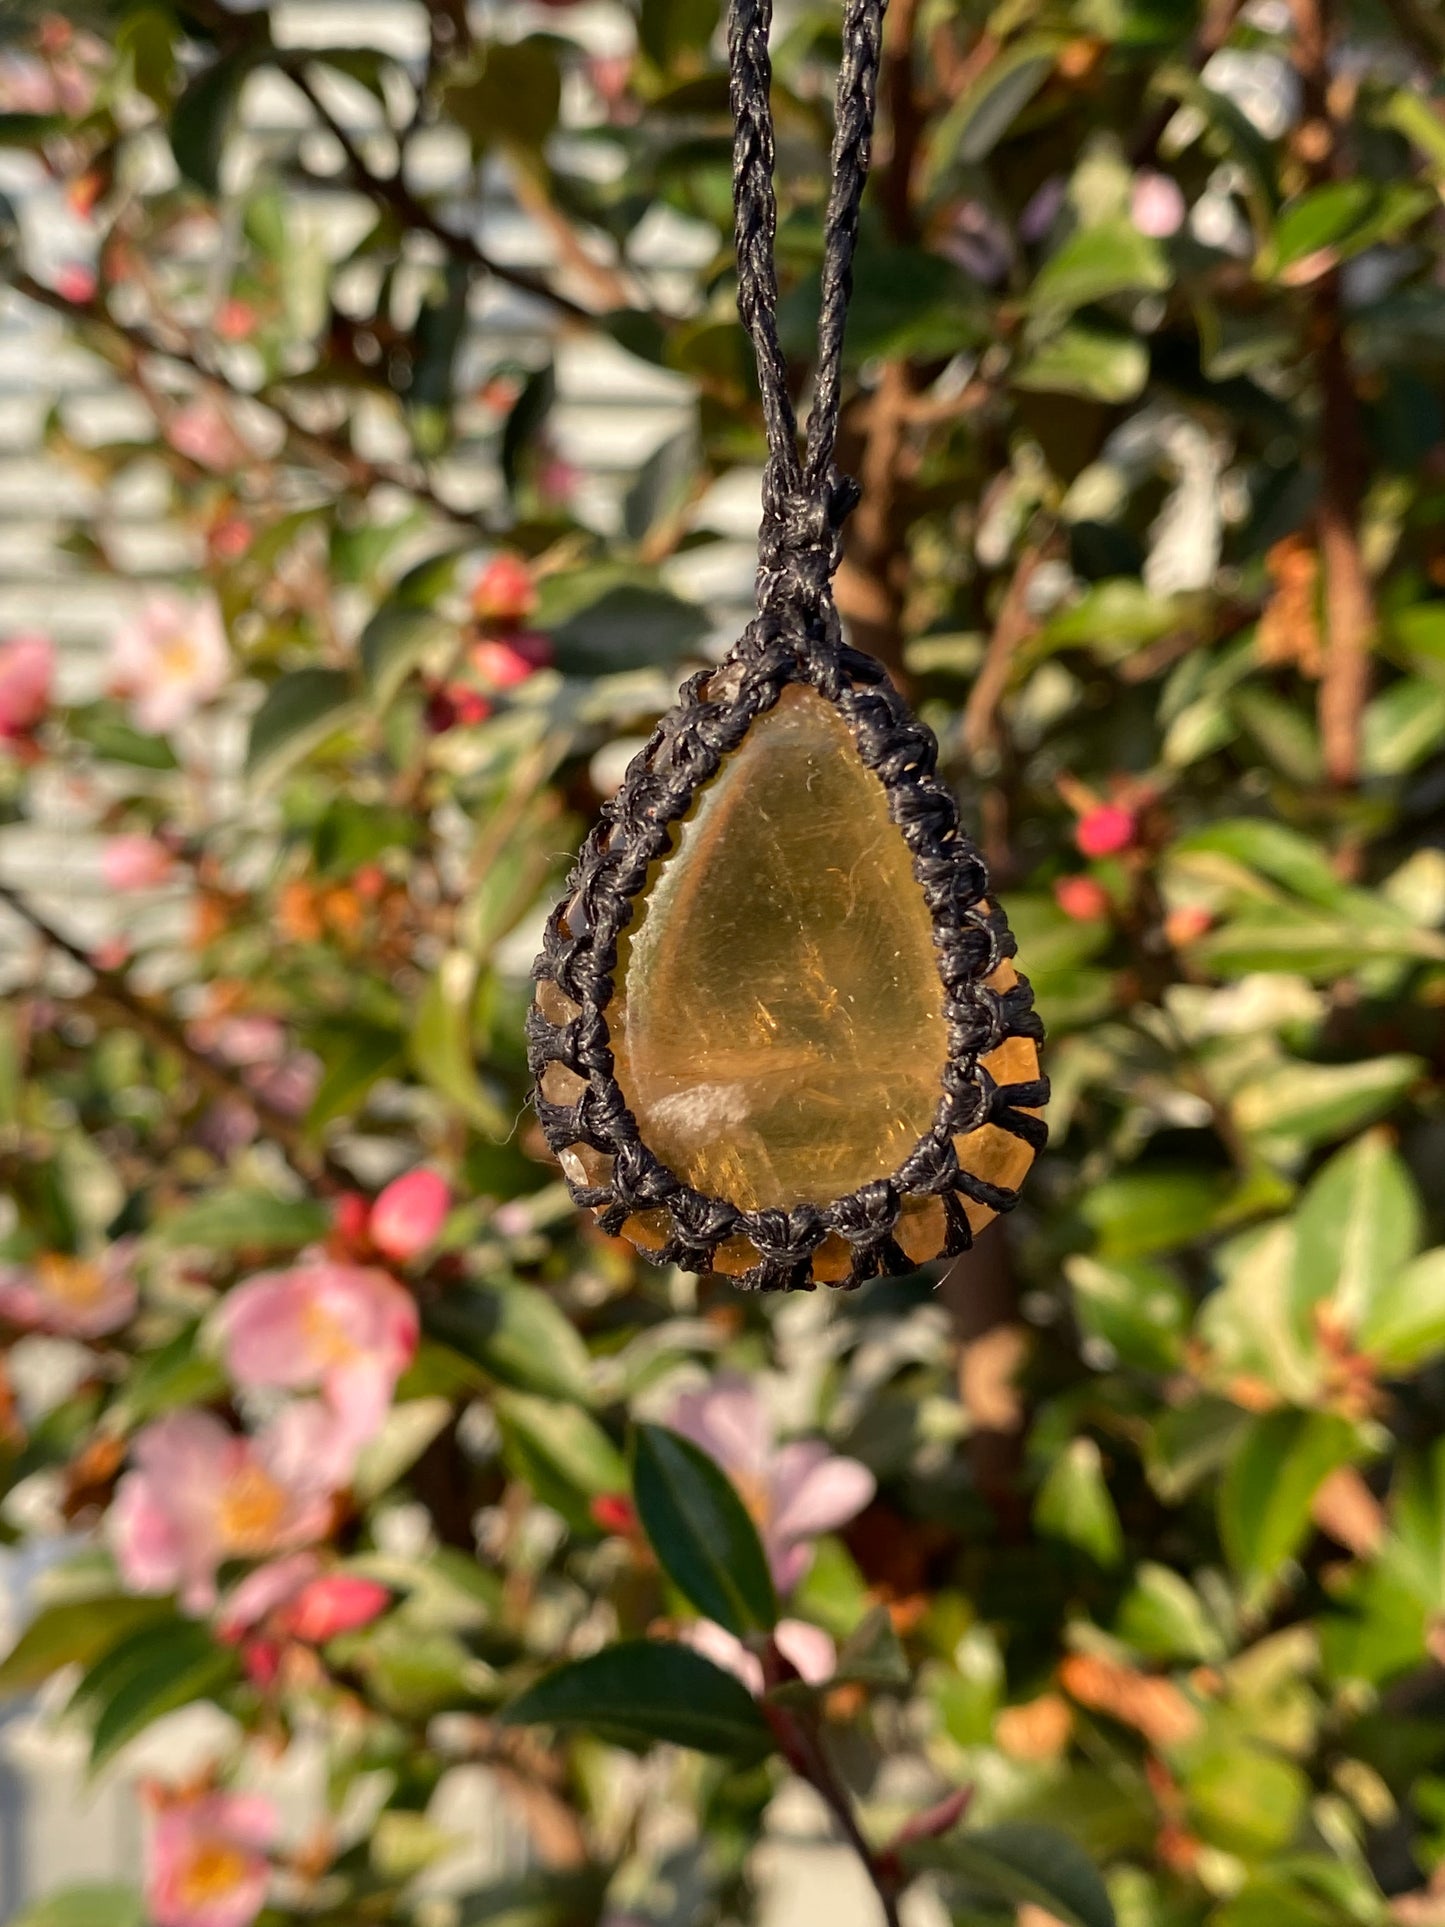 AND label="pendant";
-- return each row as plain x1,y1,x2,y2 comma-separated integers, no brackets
529,641,1047,1291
